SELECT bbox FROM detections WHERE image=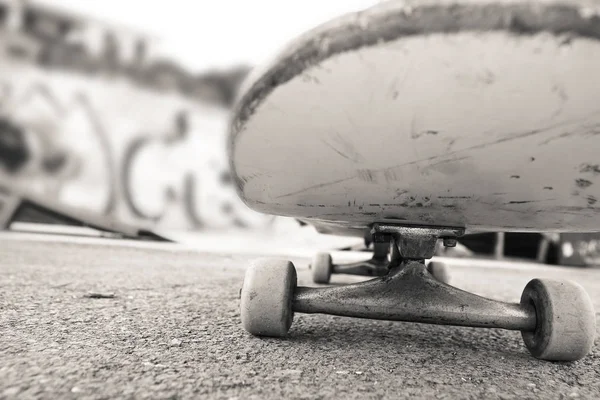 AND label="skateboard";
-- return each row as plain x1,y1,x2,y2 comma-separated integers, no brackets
229,0,599,361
